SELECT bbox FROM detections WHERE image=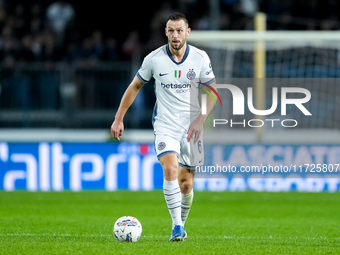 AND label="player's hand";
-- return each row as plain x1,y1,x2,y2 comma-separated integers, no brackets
187,115,204,144
111,119,124,141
